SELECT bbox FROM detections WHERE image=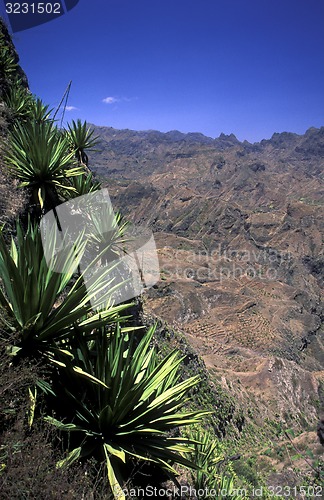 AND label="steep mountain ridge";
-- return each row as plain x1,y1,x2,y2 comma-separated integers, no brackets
91,124,323,338
91,125,324,460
